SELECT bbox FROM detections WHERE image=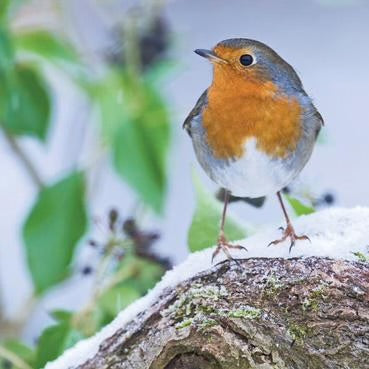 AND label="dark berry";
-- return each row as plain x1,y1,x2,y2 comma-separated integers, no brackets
139,16,170,68
123,218,138,237
282,186,291,194
323,193,335,205
82,266,93,275
108,208,119,231
88,240,97,247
